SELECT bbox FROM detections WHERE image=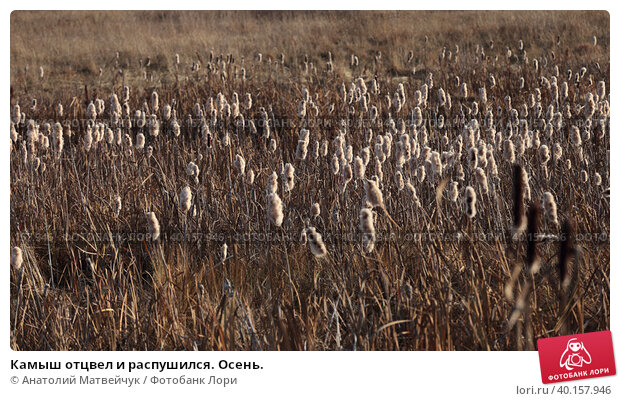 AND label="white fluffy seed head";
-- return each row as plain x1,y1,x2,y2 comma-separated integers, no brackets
542,192,558,226
594,172,602,186
11,246,23,270
538,144,550,164
114,195,122,217
267,192,284,227
394,170,405,191
306,227,327,258
359,208,375,234
465,186,477,218
354,156,366,180
310,202,321,219
267,171,278,194
430,151,442,177
503,139,515,163
179,186,192,214
570,126,582,148
296,140,309,160
283,163,295,192
134,132,146,150
83,128,93,152
364,179,384,208
448,181,459,202
475,167,489,194
146,212,160,241
234,154,246,175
